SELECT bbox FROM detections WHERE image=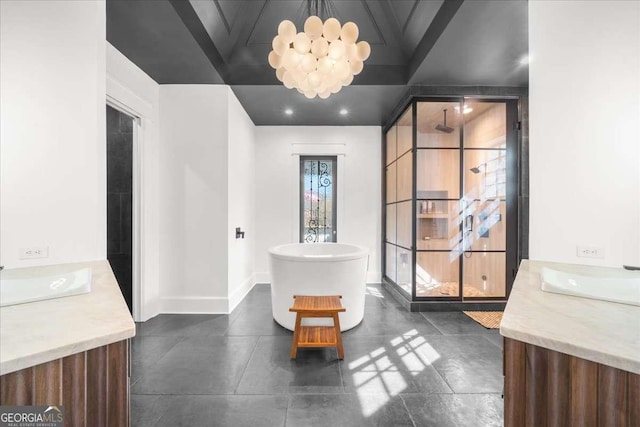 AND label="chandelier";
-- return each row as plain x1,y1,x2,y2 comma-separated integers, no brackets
267,0,371,99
